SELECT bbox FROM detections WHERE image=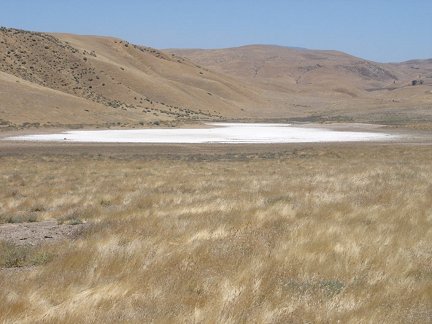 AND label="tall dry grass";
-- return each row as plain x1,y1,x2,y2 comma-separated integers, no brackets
0,145,431,323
